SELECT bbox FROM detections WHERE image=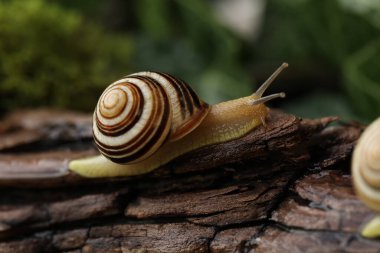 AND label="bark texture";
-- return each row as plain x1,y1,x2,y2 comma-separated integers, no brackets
0,109,378,253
